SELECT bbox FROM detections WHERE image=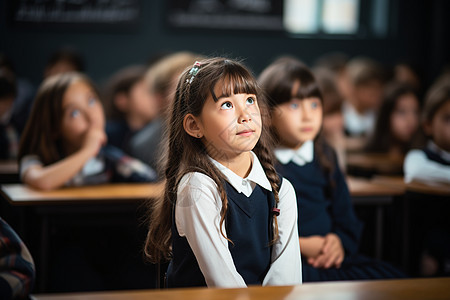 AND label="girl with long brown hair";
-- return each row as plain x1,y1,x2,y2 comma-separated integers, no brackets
18,72,157,190
144,57,301,288
260,56,405,282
